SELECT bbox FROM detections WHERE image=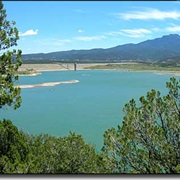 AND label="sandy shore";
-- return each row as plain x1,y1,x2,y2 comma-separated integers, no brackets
153,72,180,76
19,72,41,76
16,80,79,89
18,63,108,72
18,63,180,76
